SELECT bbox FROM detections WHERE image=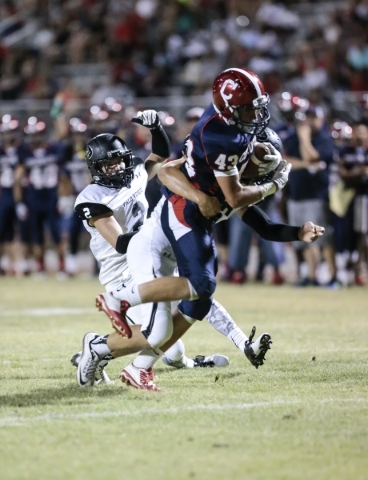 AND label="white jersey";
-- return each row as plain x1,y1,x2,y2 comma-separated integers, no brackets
74,158,148,291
